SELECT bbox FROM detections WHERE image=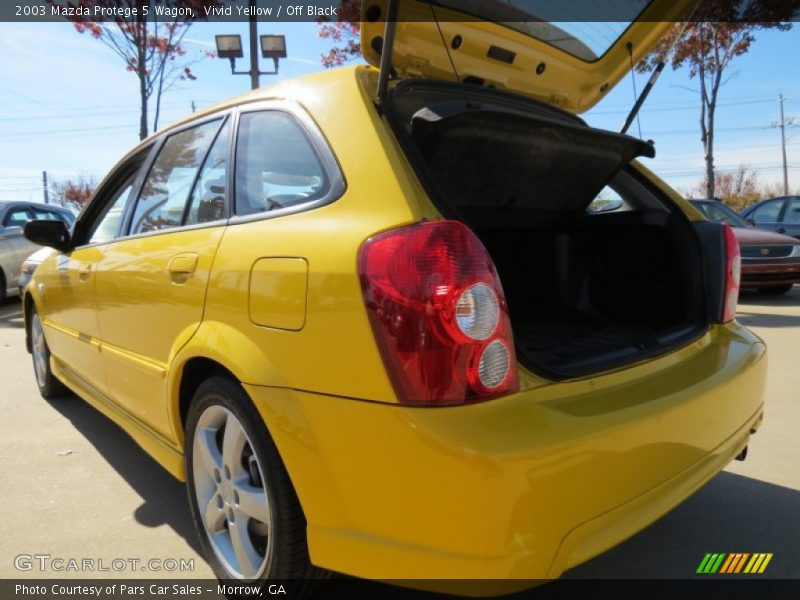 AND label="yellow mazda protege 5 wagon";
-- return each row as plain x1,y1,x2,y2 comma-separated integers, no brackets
22,0,766,592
